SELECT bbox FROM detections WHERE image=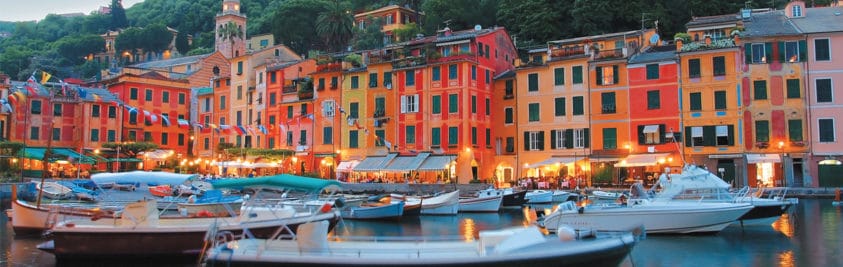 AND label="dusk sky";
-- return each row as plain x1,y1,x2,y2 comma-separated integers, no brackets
0,0,144,22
